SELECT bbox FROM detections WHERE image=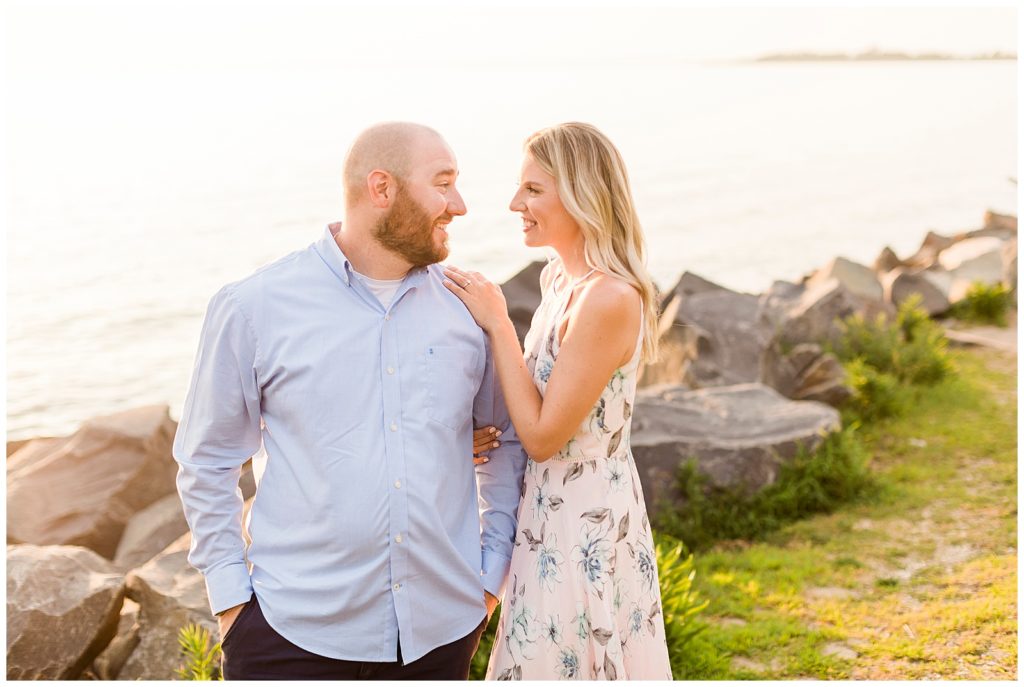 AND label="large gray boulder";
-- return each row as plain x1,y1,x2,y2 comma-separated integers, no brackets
881,267,951,315
761,274,901,357
965,210,1018,240
760,342,852,408
637,295,701,388
90,599,141,680
938,236,1005,286
904,231,958,270
873,246,903,274
756,280,805,330
114,494,189,573
113,463,256,572
630,384,841,516
500,261,546,345
120,533,219,680
7,406,179,559
6,545,125,680
641,272,769,389
7,436,58,457
6,436,69,478
660,277,770,386
807,256,884,303
775,278,861,348
661,271,731,310
984,209,1017,233
1002,237,1017,296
